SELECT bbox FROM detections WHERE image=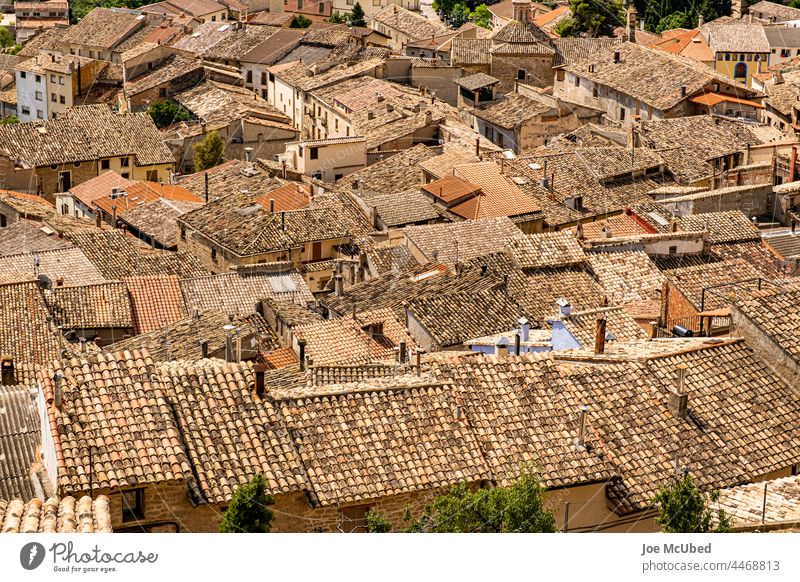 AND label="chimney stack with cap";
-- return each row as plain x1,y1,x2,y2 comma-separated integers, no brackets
298,339,306,371
574,404,589,450
669,364,689,419
495,337,509,358
594,313,607,354
334,274,344,296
